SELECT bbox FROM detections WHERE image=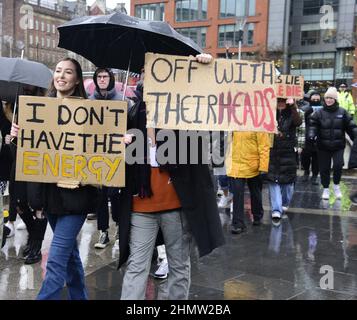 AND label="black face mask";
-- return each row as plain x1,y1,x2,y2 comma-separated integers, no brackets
310,100,321,106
